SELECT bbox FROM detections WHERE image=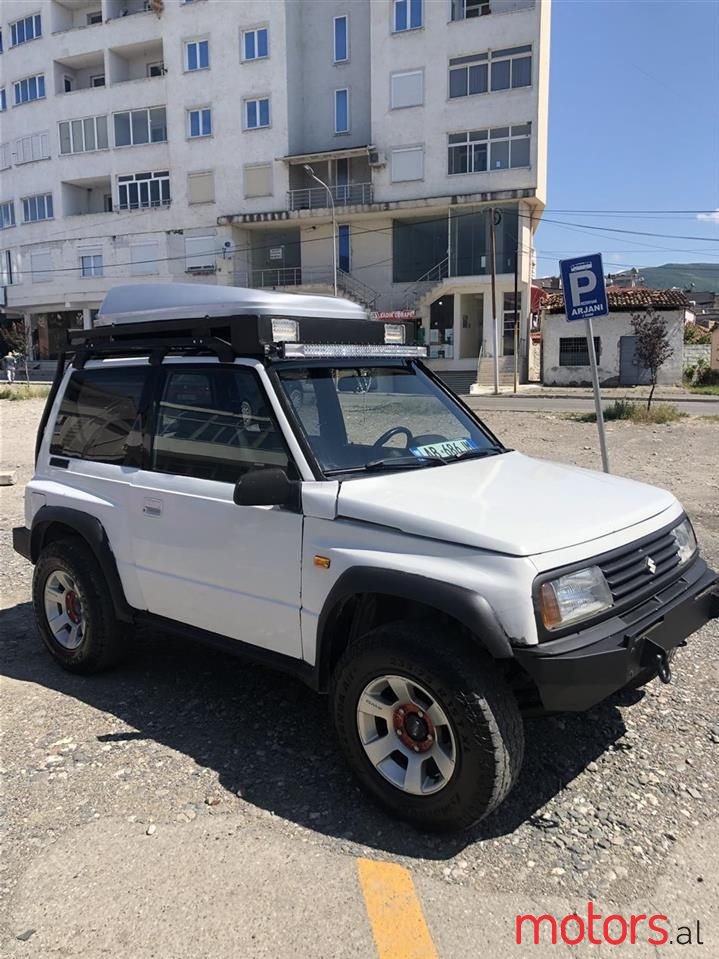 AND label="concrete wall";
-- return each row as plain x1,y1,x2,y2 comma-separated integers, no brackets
684,344,711,368
542,311,685,387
